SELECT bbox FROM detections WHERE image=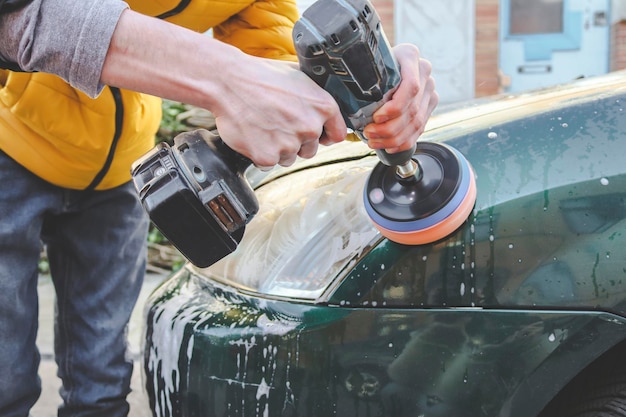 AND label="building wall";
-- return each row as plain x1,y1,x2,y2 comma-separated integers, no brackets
612,0,626,70
474,0,500,97
373,0,626,99
373,0,500,99
375,0,396,44
611,21,626,71
394,1,475,103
